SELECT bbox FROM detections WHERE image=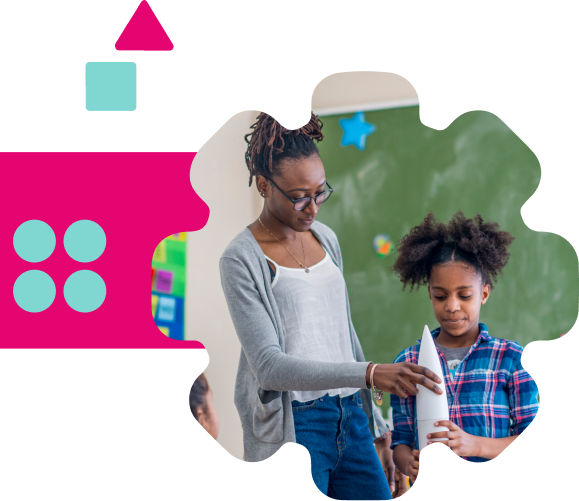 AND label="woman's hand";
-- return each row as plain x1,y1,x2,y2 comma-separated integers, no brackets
407,449,420,485
374,436,395,493
427,420,480,457
366,363,443,399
